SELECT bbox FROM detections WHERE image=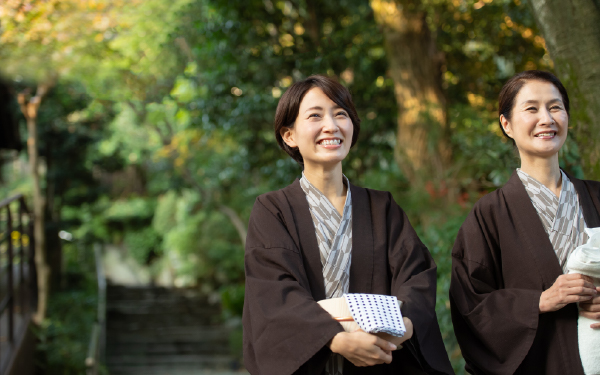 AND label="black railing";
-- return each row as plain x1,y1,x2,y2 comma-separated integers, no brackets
0,194,36,375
